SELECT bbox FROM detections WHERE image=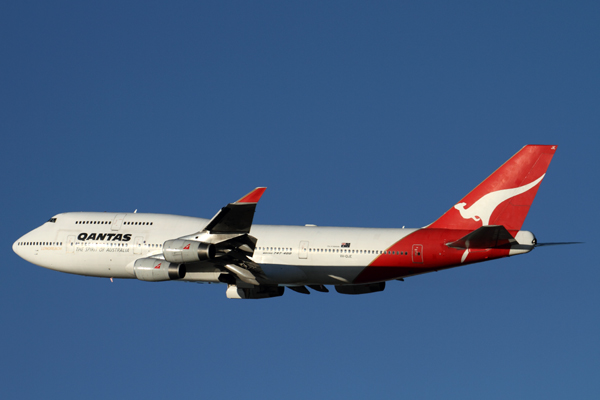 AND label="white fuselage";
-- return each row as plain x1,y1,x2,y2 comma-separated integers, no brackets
13,212,415,285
